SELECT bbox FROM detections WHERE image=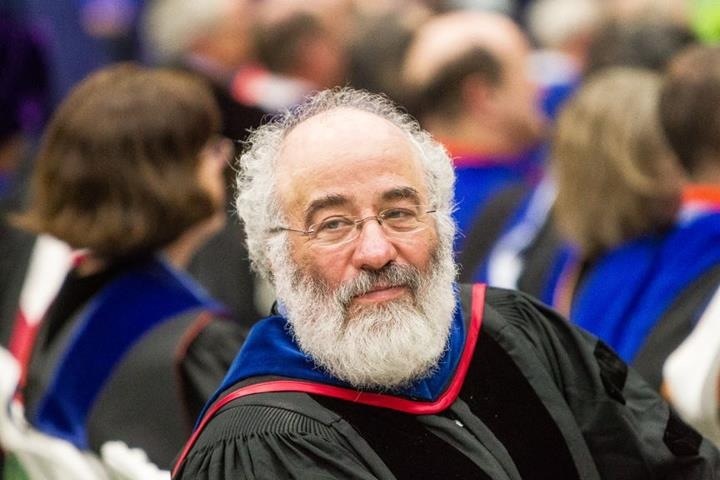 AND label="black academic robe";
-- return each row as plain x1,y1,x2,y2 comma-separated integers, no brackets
175,286,720,479
23,255,246,469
